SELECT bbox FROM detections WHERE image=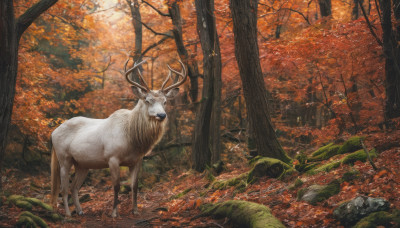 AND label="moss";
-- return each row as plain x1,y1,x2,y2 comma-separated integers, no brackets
171,188,192,200
16,215,37,228
295,153,308,164
342,169,360,182
341,148,376,165
297,179,341,204
337,136,365,154
247,157,293,183
353,211,394,228
309,145,340,161
289,178,304,190
311,143,335,157
48,213,63,222
295,162,320,173
19,211,48,228
310,161,341,174
15,200,33,210
212,173,248,191
8,194,24,204
25,198,53,211
201,200,285,228
249,156,263,166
